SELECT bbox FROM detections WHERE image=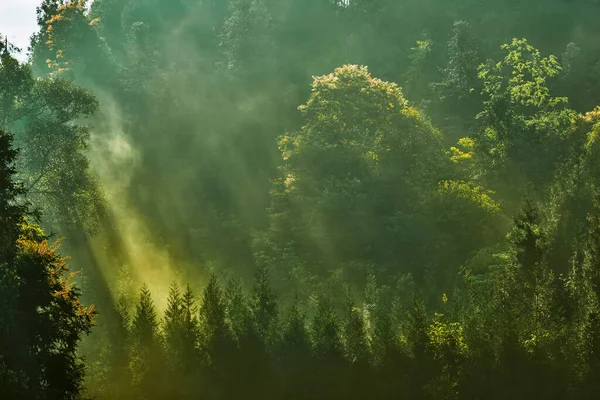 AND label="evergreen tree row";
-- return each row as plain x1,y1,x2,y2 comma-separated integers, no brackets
88,211,600,400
